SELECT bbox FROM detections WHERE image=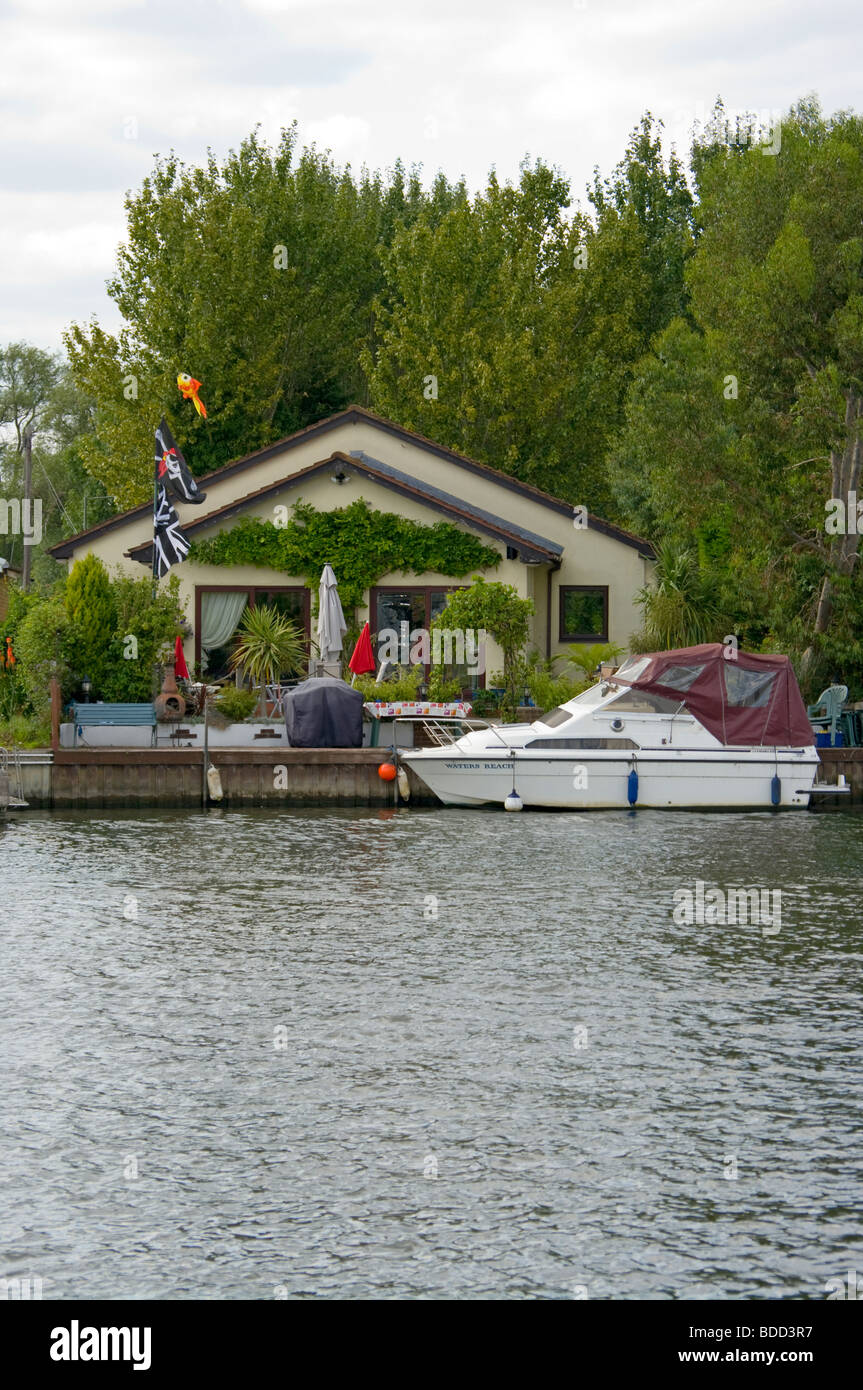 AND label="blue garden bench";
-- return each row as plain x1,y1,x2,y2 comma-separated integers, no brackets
72,702,157,747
